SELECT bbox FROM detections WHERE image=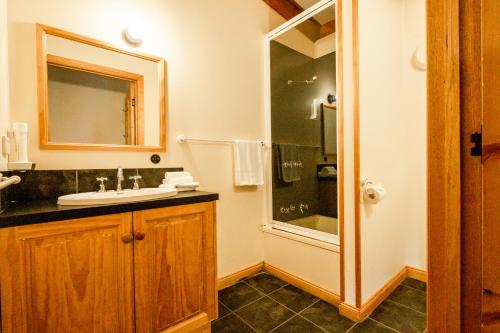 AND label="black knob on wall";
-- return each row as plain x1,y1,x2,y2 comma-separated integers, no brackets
150,154,161,164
